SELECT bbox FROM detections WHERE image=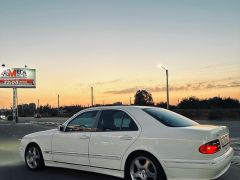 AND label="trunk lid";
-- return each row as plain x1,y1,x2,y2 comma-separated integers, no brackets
183,124,230,156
